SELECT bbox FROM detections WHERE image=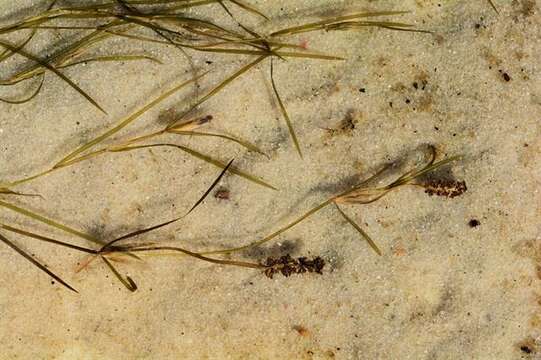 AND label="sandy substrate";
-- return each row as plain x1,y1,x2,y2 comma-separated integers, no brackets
0,1,540,359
